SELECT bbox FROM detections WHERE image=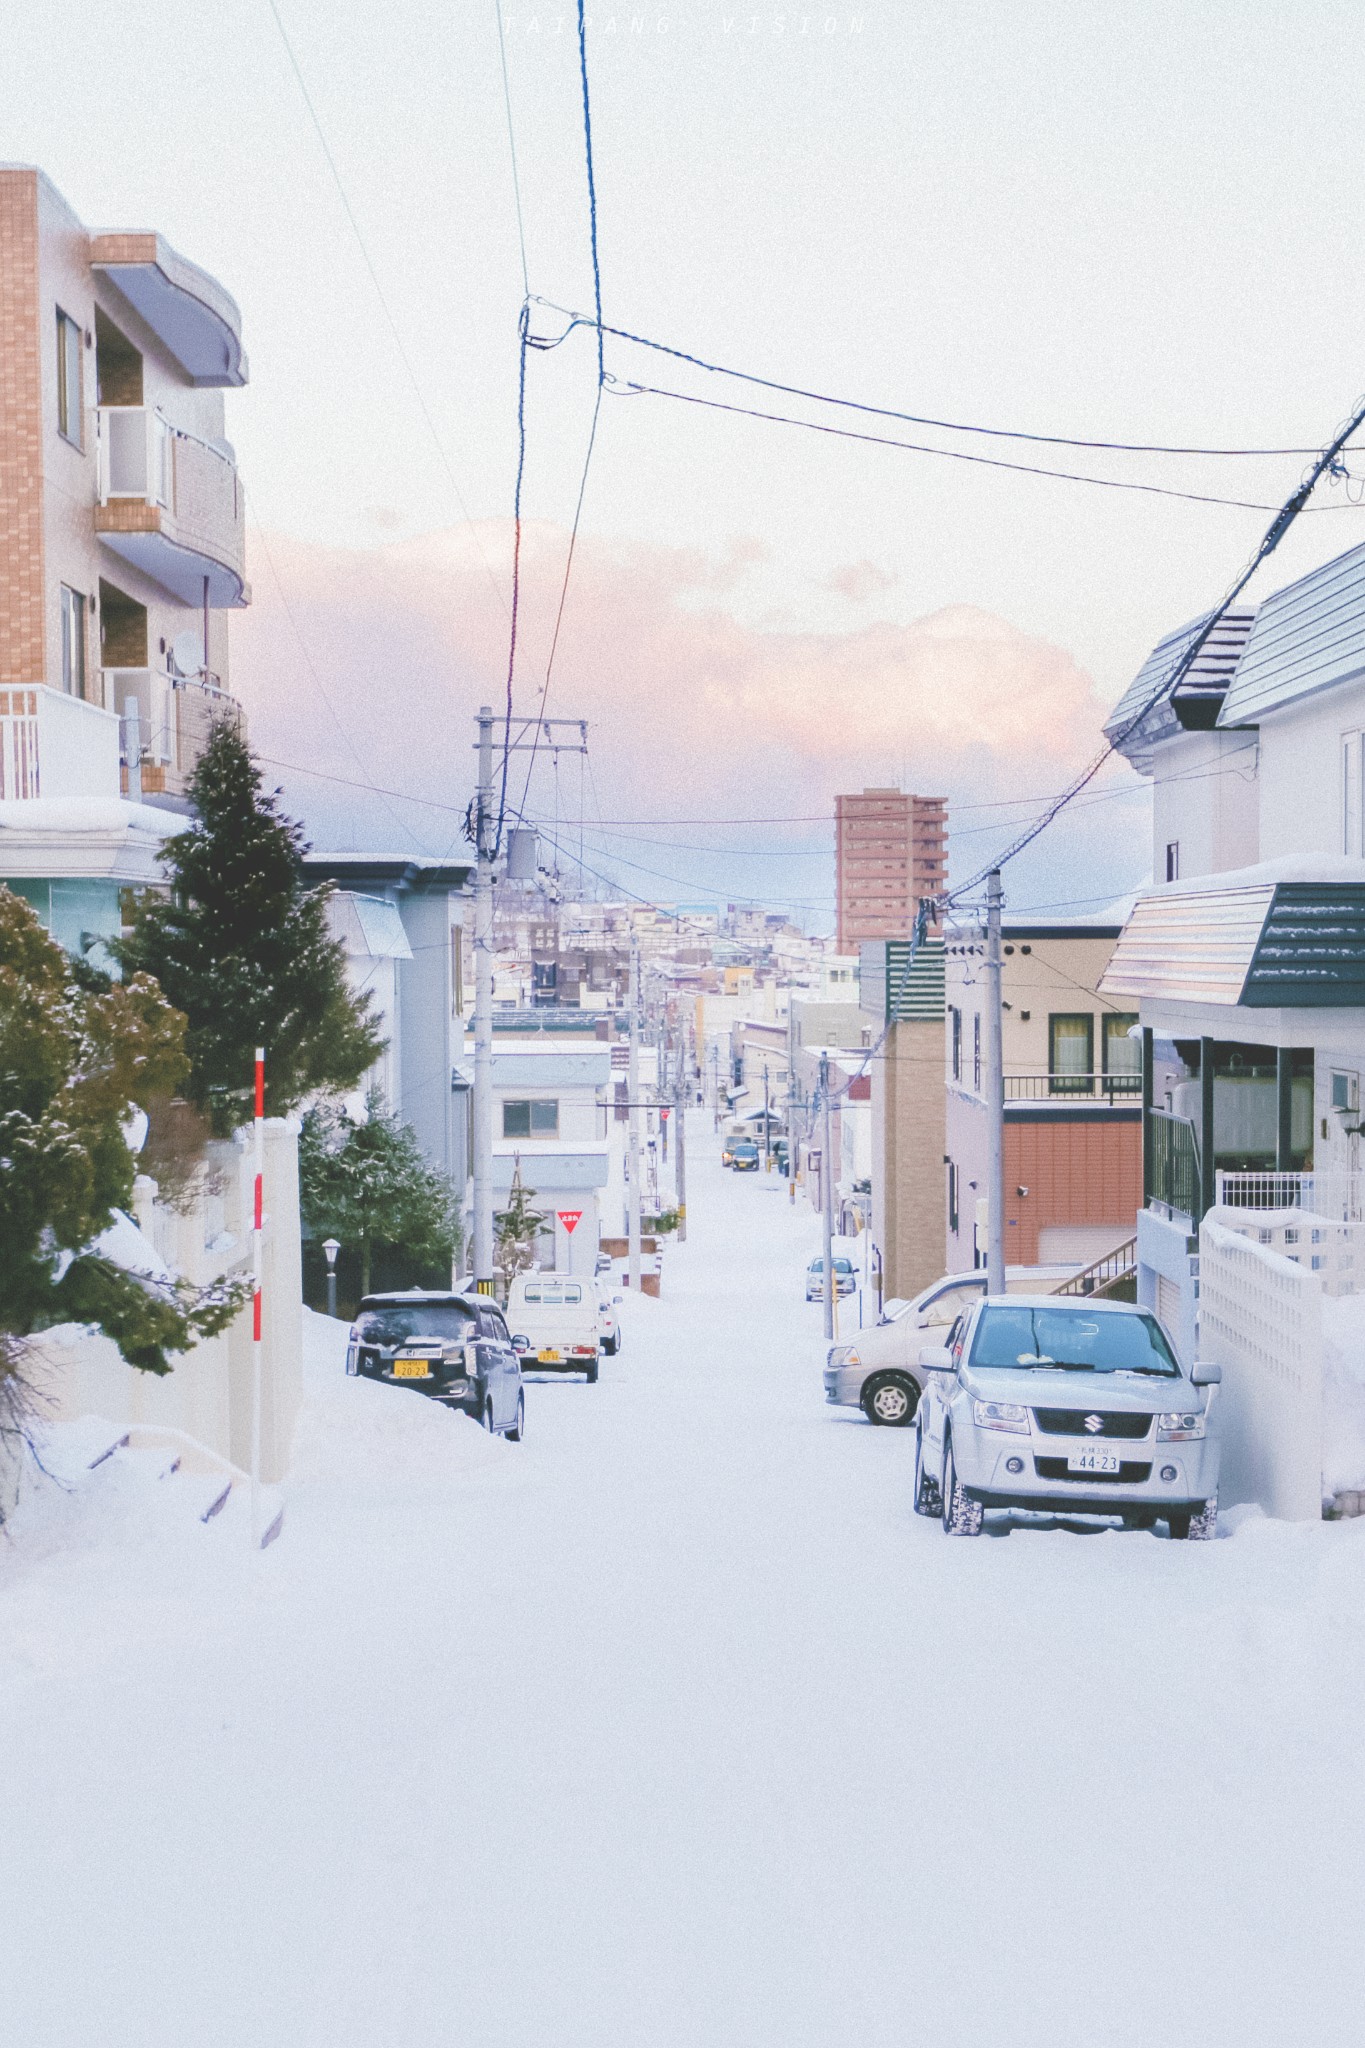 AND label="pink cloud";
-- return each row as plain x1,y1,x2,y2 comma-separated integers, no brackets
824,559,898,602
231,523,1133,888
